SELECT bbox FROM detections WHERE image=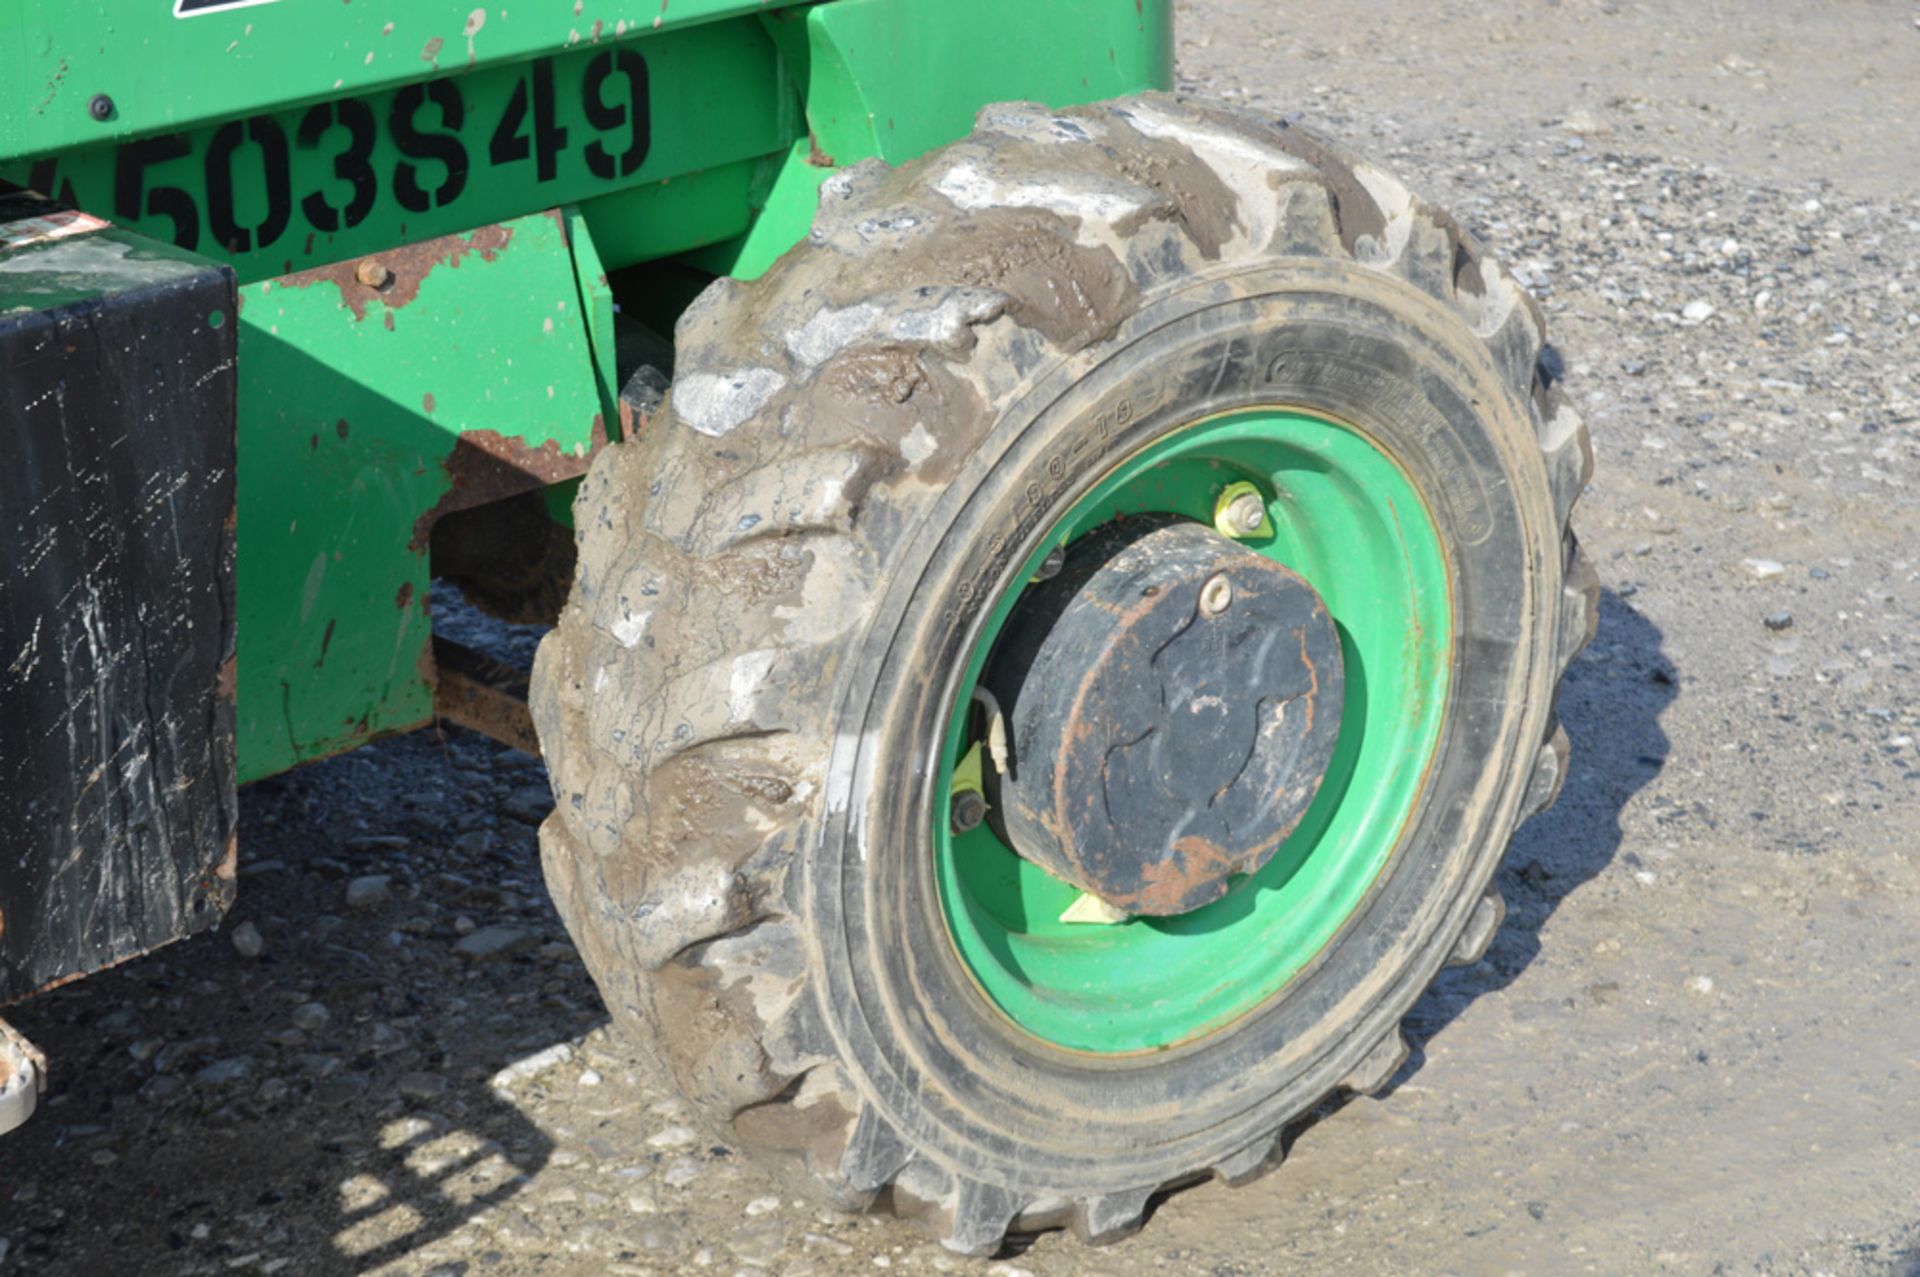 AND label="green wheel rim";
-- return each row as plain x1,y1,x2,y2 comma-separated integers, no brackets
935,407,1453,1054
